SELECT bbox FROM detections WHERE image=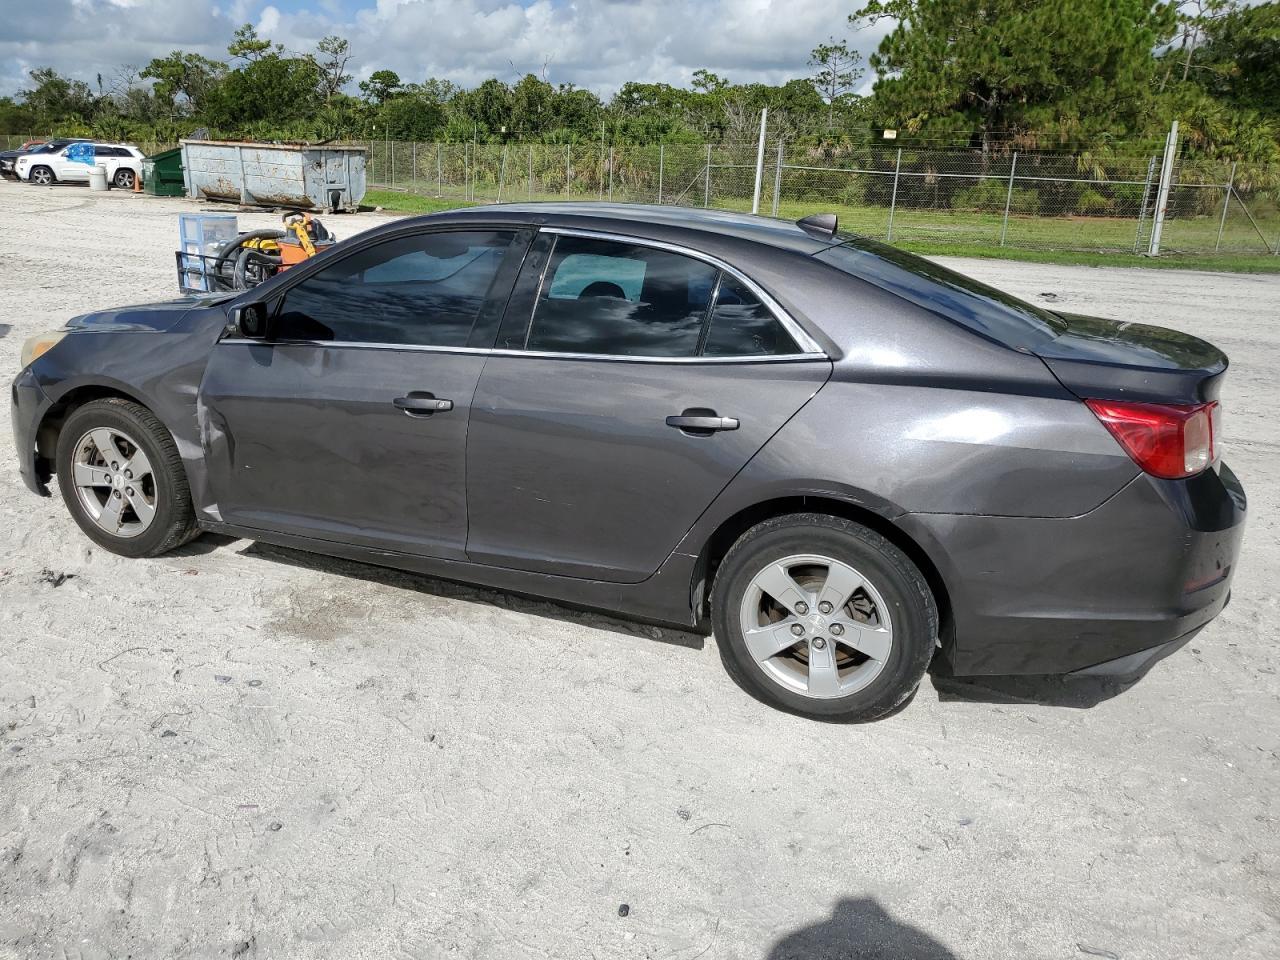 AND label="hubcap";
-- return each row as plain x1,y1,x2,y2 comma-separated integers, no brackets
33,169,51,185
738,553,894,700
71,427,157,538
